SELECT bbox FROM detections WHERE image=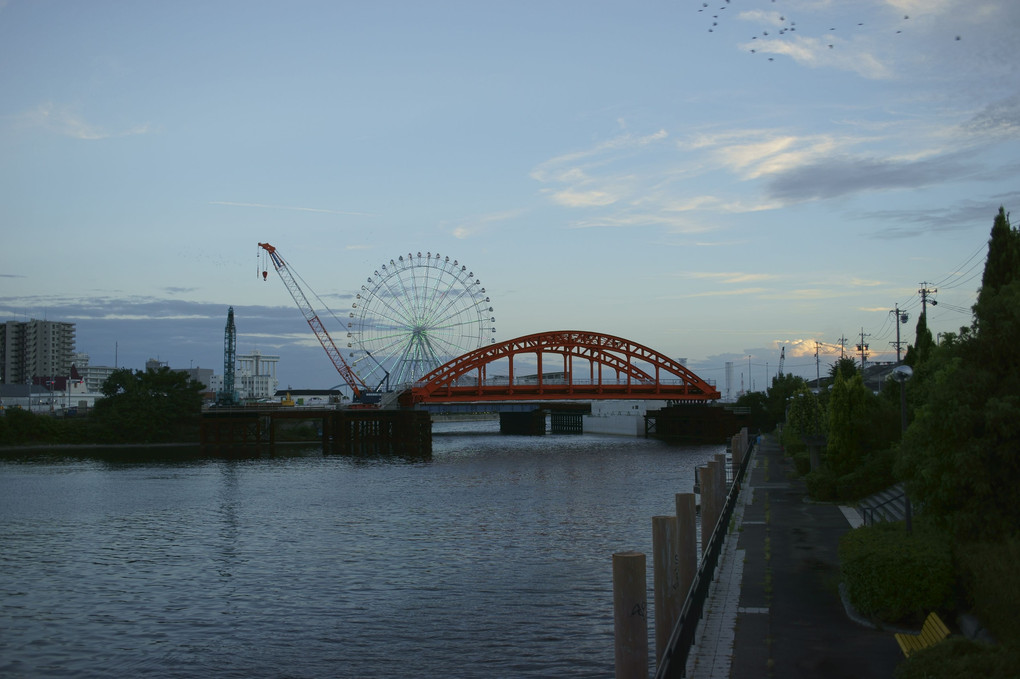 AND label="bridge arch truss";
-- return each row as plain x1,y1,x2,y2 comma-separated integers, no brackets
402,330,720,405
